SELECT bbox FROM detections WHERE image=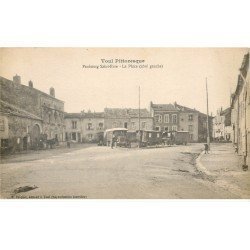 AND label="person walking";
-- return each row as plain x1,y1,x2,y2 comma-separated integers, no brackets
204,143,209,154
111,133,116,149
